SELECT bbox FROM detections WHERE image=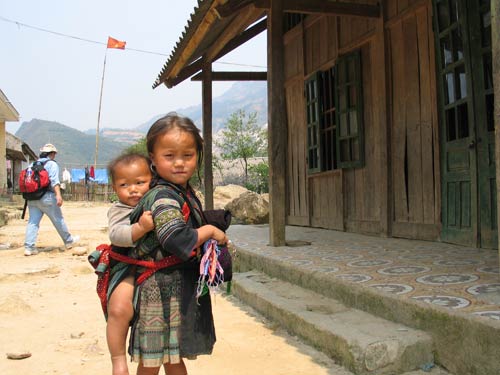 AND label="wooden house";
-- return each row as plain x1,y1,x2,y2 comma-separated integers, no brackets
153,0,499,250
